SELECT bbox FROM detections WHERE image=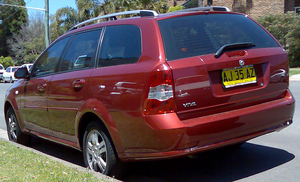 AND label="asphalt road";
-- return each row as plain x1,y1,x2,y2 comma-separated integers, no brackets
0,81,299,182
